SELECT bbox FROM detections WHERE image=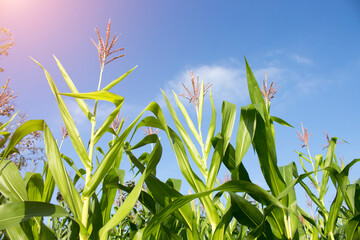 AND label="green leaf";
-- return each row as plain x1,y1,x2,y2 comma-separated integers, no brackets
5,224,29,240
42,163,55,203
245,59,286,200
83,102,169,197
125,145,194,230
245,58,266,120
173,92,202,146
98,138,162,239
279,162,298,238
207,101,236,189
60,91,124,106
223,143,251,182
1,120,43,162
92,103,122,146
0,111,18,132
162,90,207,177
166,178,182,192
198,82,205,132
324,159,360,236
89,194,103,240
0,201,70,230
252,110,286,198
320,137,337,201
346,213,360,240
54,56,93,121
204,89,217,162
102,66,137,91
0,132,10,149
142,180,286,239
24,173,44,202
43,122,83,220
32,58,91,169
270,116,294,128
100,167,124,225
235,105,256,168
230,193,263,228
134,104,220,230
0,160,28,202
